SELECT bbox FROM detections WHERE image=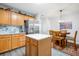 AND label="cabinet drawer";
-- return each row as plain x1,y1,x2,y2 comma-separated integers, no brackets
13,35,20,37
31,39,38,46
21,41,25,46
0,35,11,38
